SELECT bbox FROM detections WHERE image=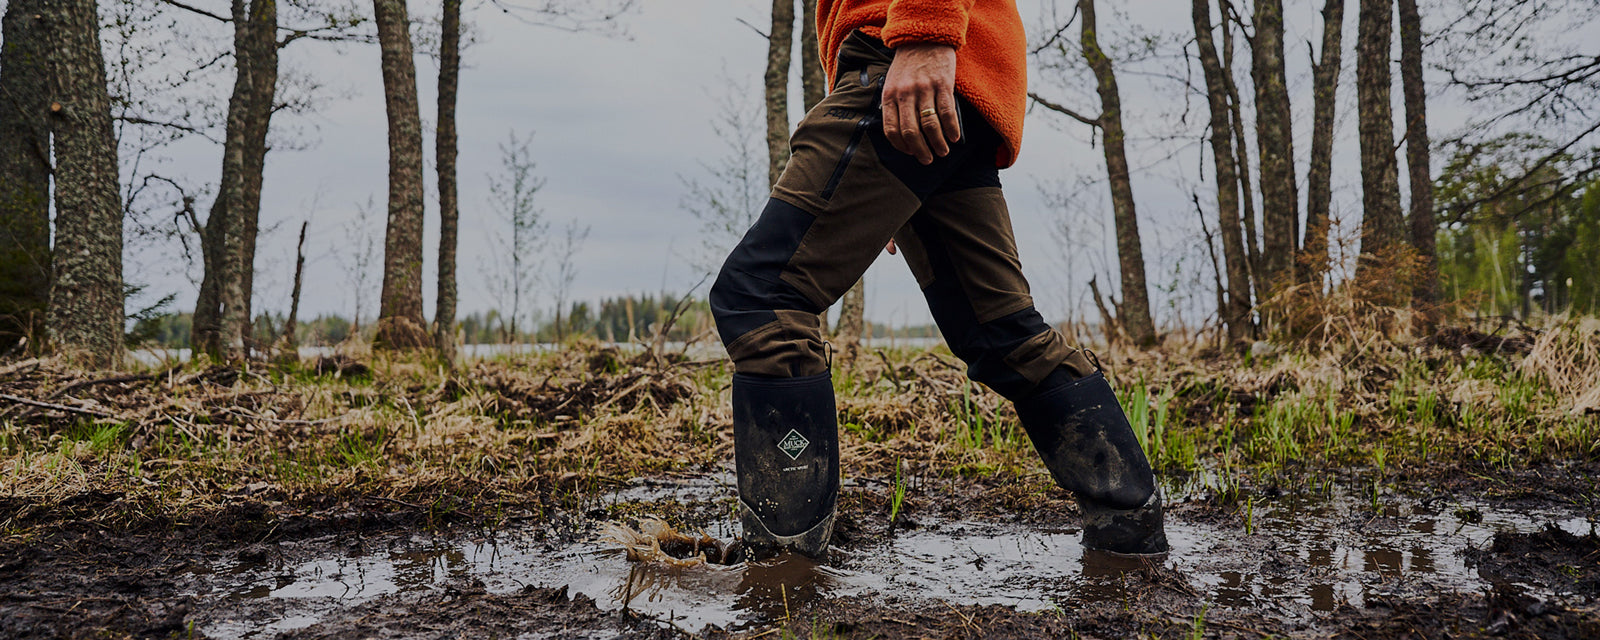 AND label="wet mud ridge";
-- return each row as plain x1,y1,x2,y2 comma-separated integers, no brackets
7,474,1595,639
